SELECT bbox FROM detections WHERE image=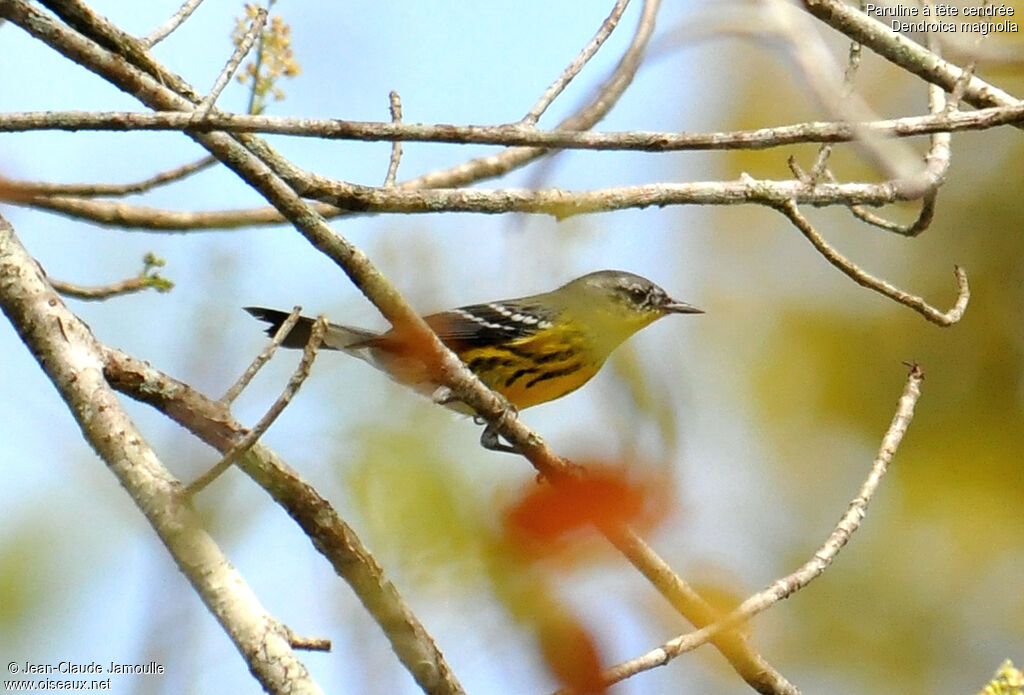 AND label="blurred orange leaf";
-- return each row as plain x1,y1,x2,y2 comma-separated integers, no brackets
503,465,667,558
